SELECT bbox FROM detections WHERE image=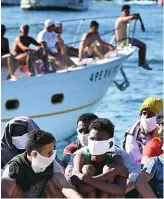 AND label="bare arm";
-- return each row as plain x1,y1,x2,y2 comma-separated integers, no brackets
1,179,23,198
40,41,57,57
135,172,157,198
30,37,41,46
52,173,82,198
78,33,88,61
97,35,115,50
16,38,35,52
72,153,127,196
56,34,65,55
